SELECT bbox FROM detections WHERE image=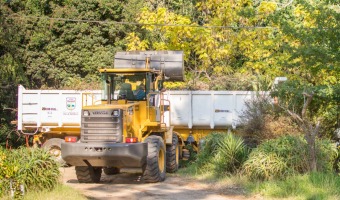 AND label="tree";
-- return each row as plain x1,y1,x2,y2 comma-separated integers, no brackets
270,0,339,171
125,1,288,90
